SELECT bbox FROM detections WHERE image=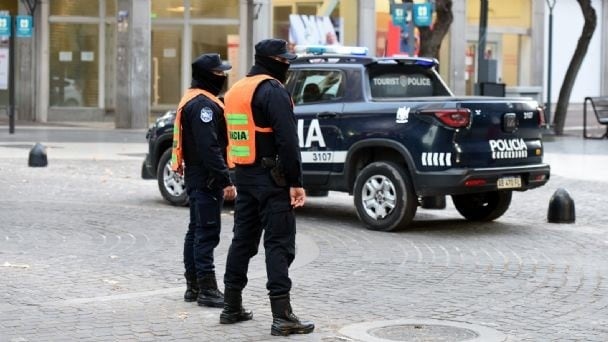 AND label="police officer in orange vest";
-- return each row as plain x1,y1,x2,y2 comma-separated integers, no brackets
174,53,236,308
220,39,314,336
